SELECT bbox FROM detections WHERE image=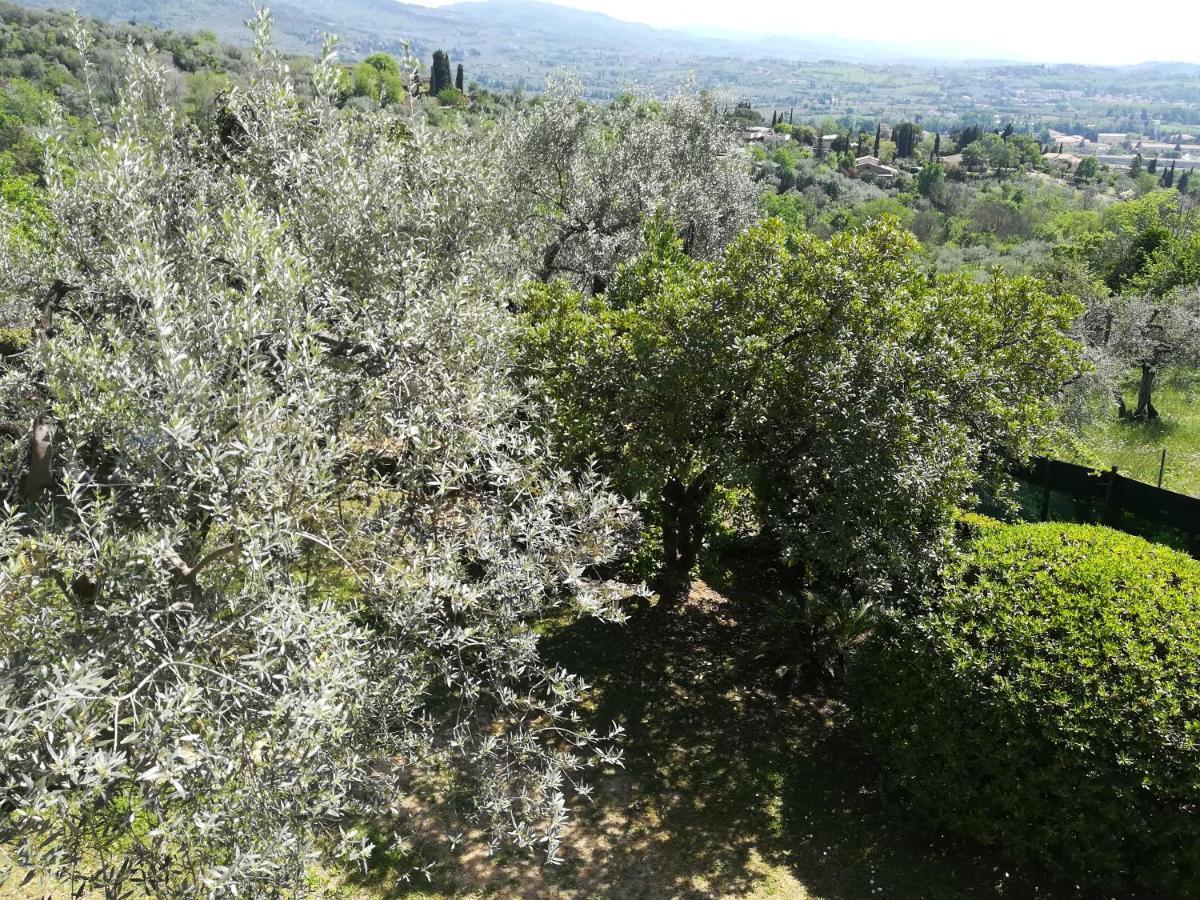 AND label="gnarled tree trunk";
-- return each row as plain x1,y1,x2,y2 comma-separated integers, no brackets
1134,364,1158,420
